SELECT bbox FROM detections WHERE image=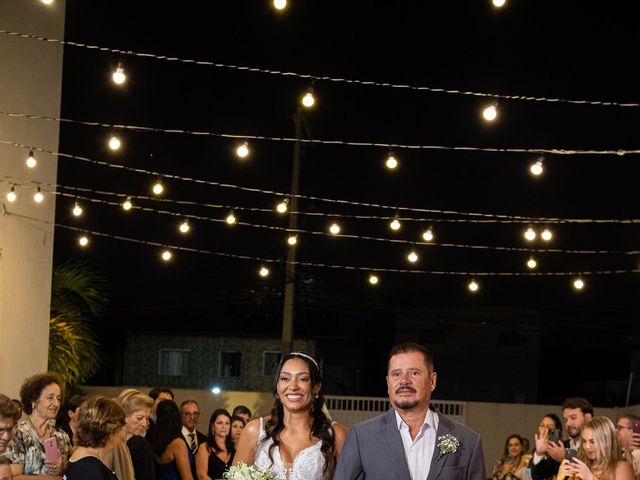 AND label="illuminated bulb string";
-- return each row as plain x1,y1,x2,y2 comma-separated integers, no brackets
1,29,639,109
